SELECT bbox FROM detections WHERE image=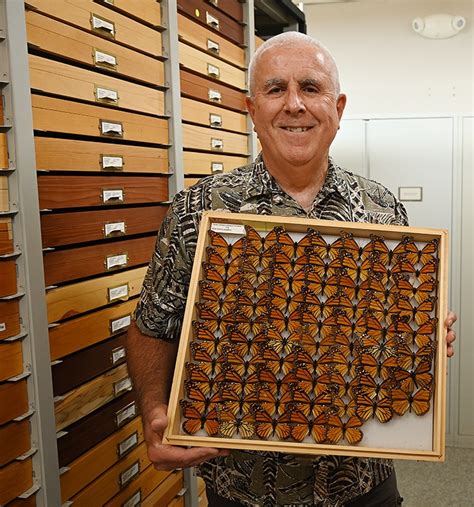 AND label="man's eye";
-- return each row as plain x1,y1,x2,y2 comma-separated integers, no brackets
268,87,283,94
304,86,319,93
